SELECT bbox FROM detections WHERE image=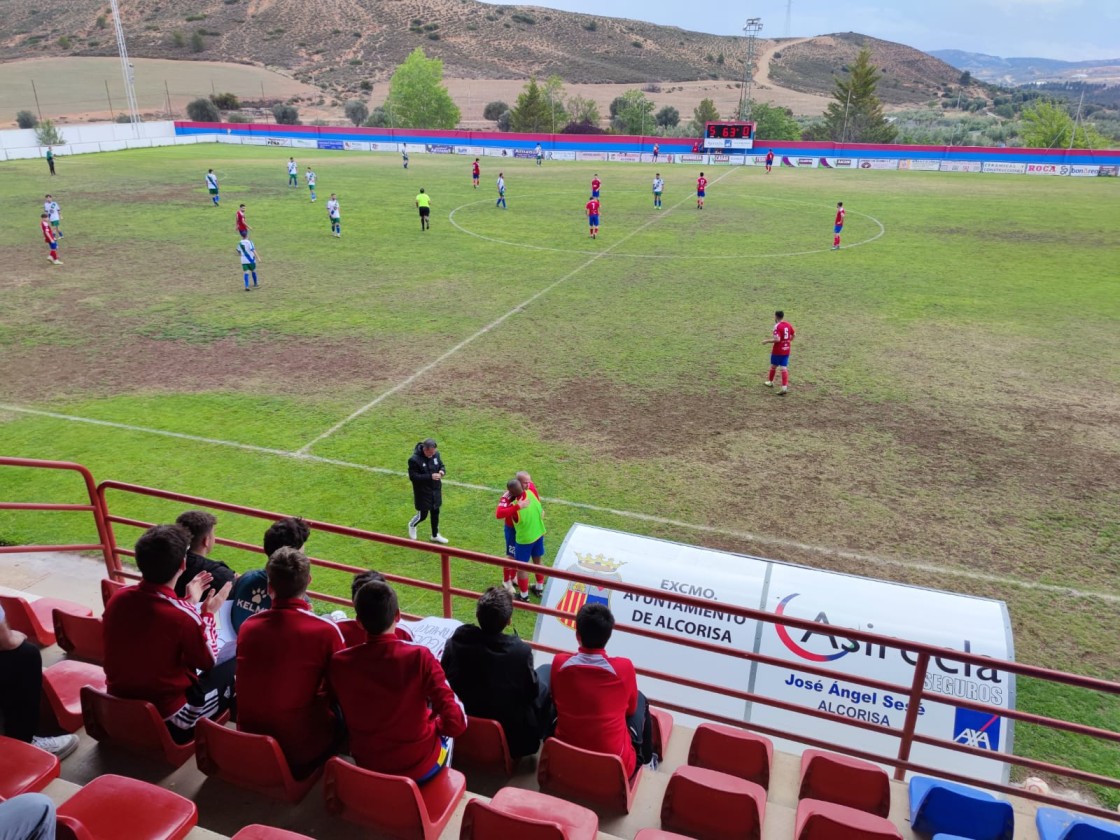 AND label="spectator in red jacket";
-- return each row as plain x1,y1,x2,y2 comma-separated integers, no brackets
103,524,234,744
329,580,466,782
336,570,414,648
236,547,345,776
547,603,654,776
